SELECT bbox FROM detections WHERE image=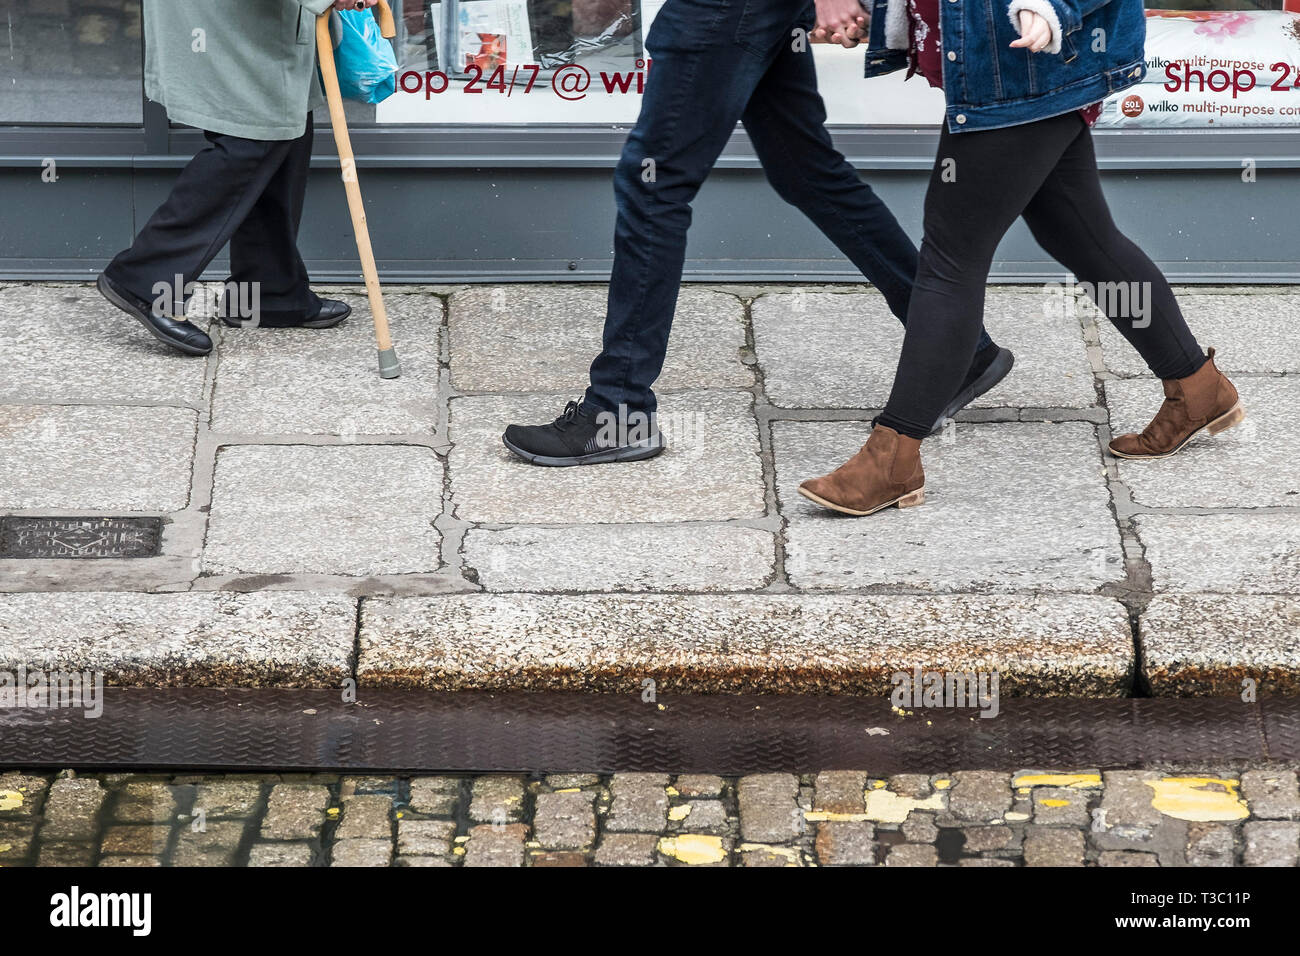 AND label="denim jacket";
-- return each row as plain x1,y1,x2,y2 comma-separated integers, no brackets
862,0,1147,132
